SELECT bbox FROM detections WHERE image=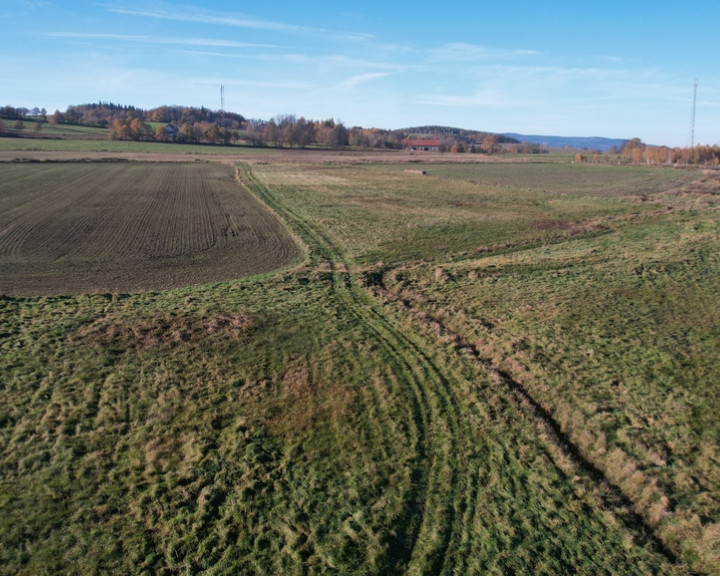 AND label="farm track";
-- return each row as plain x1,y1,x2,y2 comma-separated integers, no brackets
239,164,471,574
239,162,689,574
